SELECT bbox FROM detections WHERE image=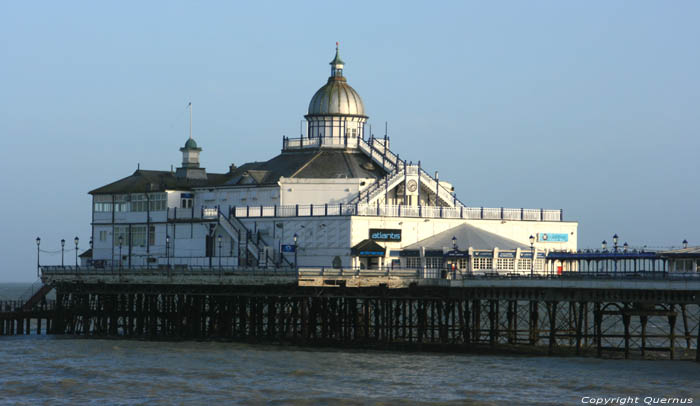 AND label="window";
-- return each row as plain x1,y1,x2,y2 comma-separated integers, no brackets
94,202,113,212
675,259,694,272
405,257,421,268
99,230,108,241
350,128,357,138
114,195,129,212
181,197,193,209
114,226,128,246
517,258,532,271
457,258,468,269
149,225,156,246
425,257,443,269
94,196,113,212
149,193,167,211
497,258,514,270
131,194,147,212
131,226,146,247
473,257,493,270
